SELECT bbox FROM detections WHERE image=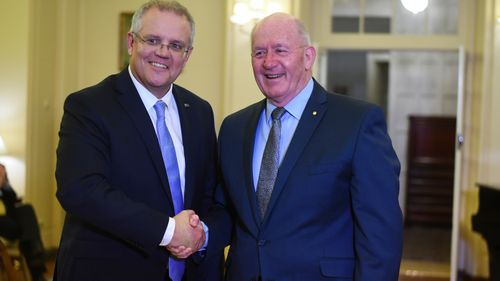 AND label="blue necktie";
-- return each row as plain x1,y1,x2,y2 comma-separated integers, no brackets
153,101,184,281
